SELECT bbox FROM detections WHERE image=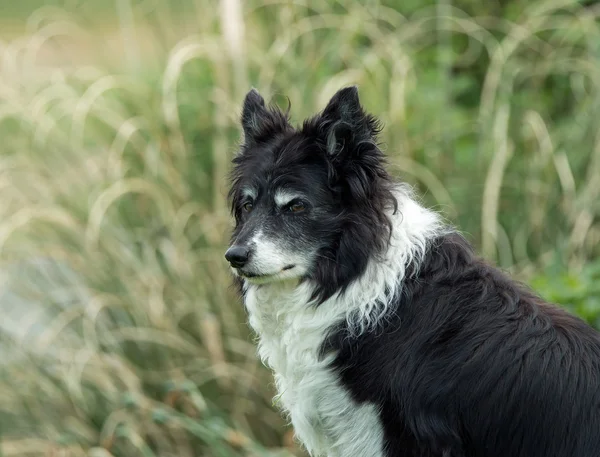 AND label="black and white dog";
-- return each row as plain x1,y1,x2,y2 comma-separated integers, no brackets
225,86,600,457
